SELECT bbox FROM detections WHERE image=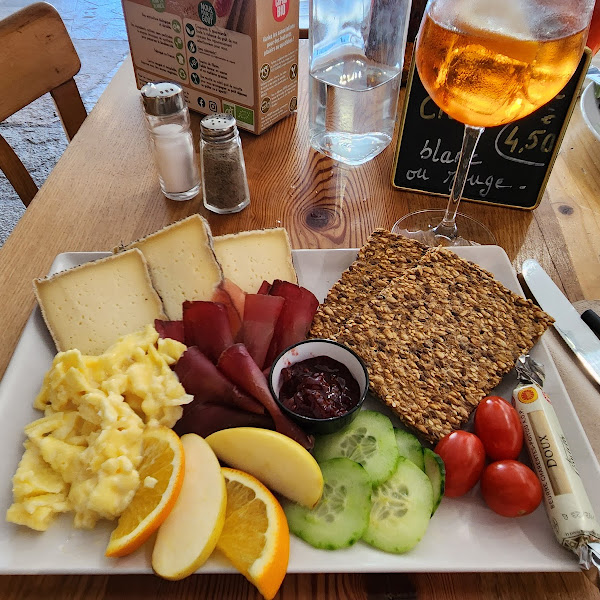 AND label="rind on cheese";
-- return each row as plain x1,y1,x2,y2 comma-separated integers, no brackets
34,249,165,355
118,215,223,320
212,228,297,294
